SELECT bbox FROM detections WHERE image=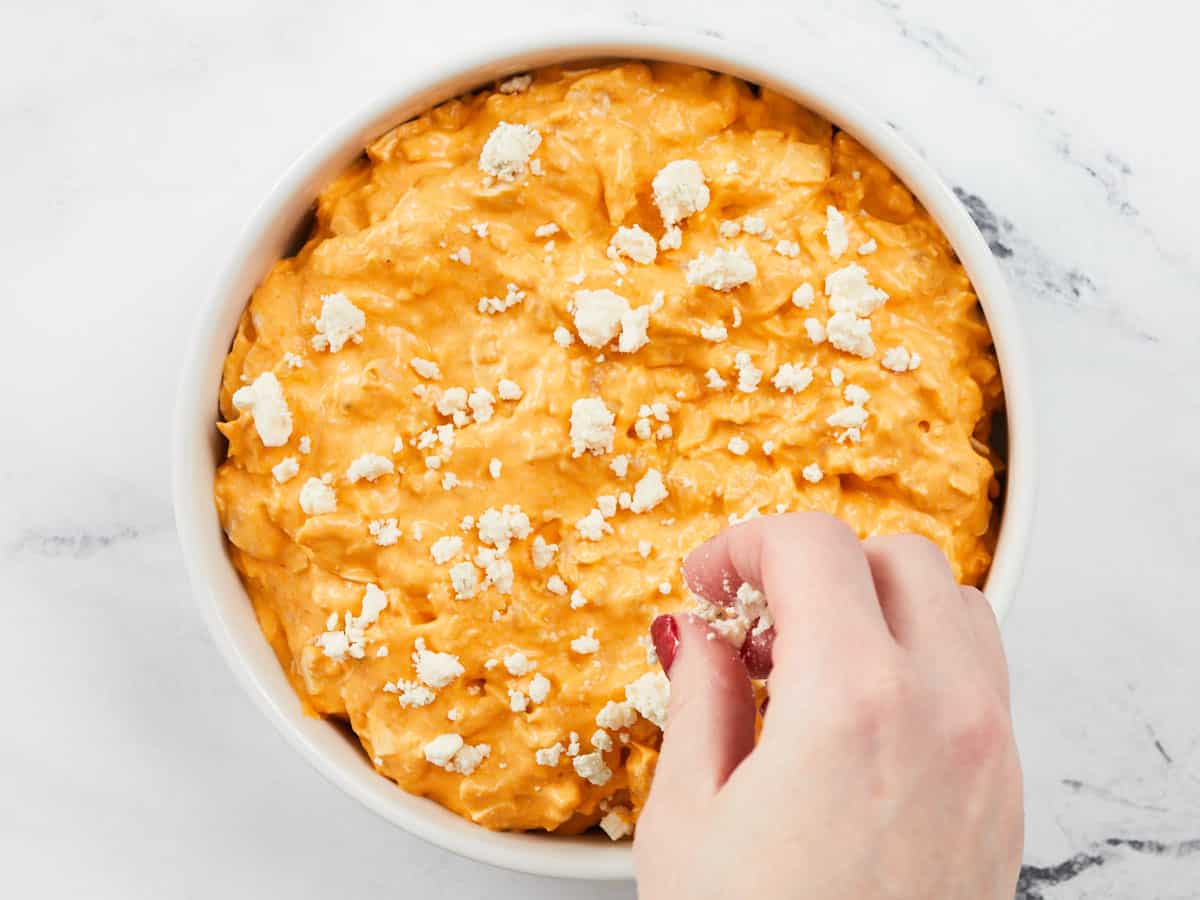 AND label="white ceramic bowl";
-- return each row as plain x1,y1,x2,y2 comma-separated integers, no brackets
172,24,1035,882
